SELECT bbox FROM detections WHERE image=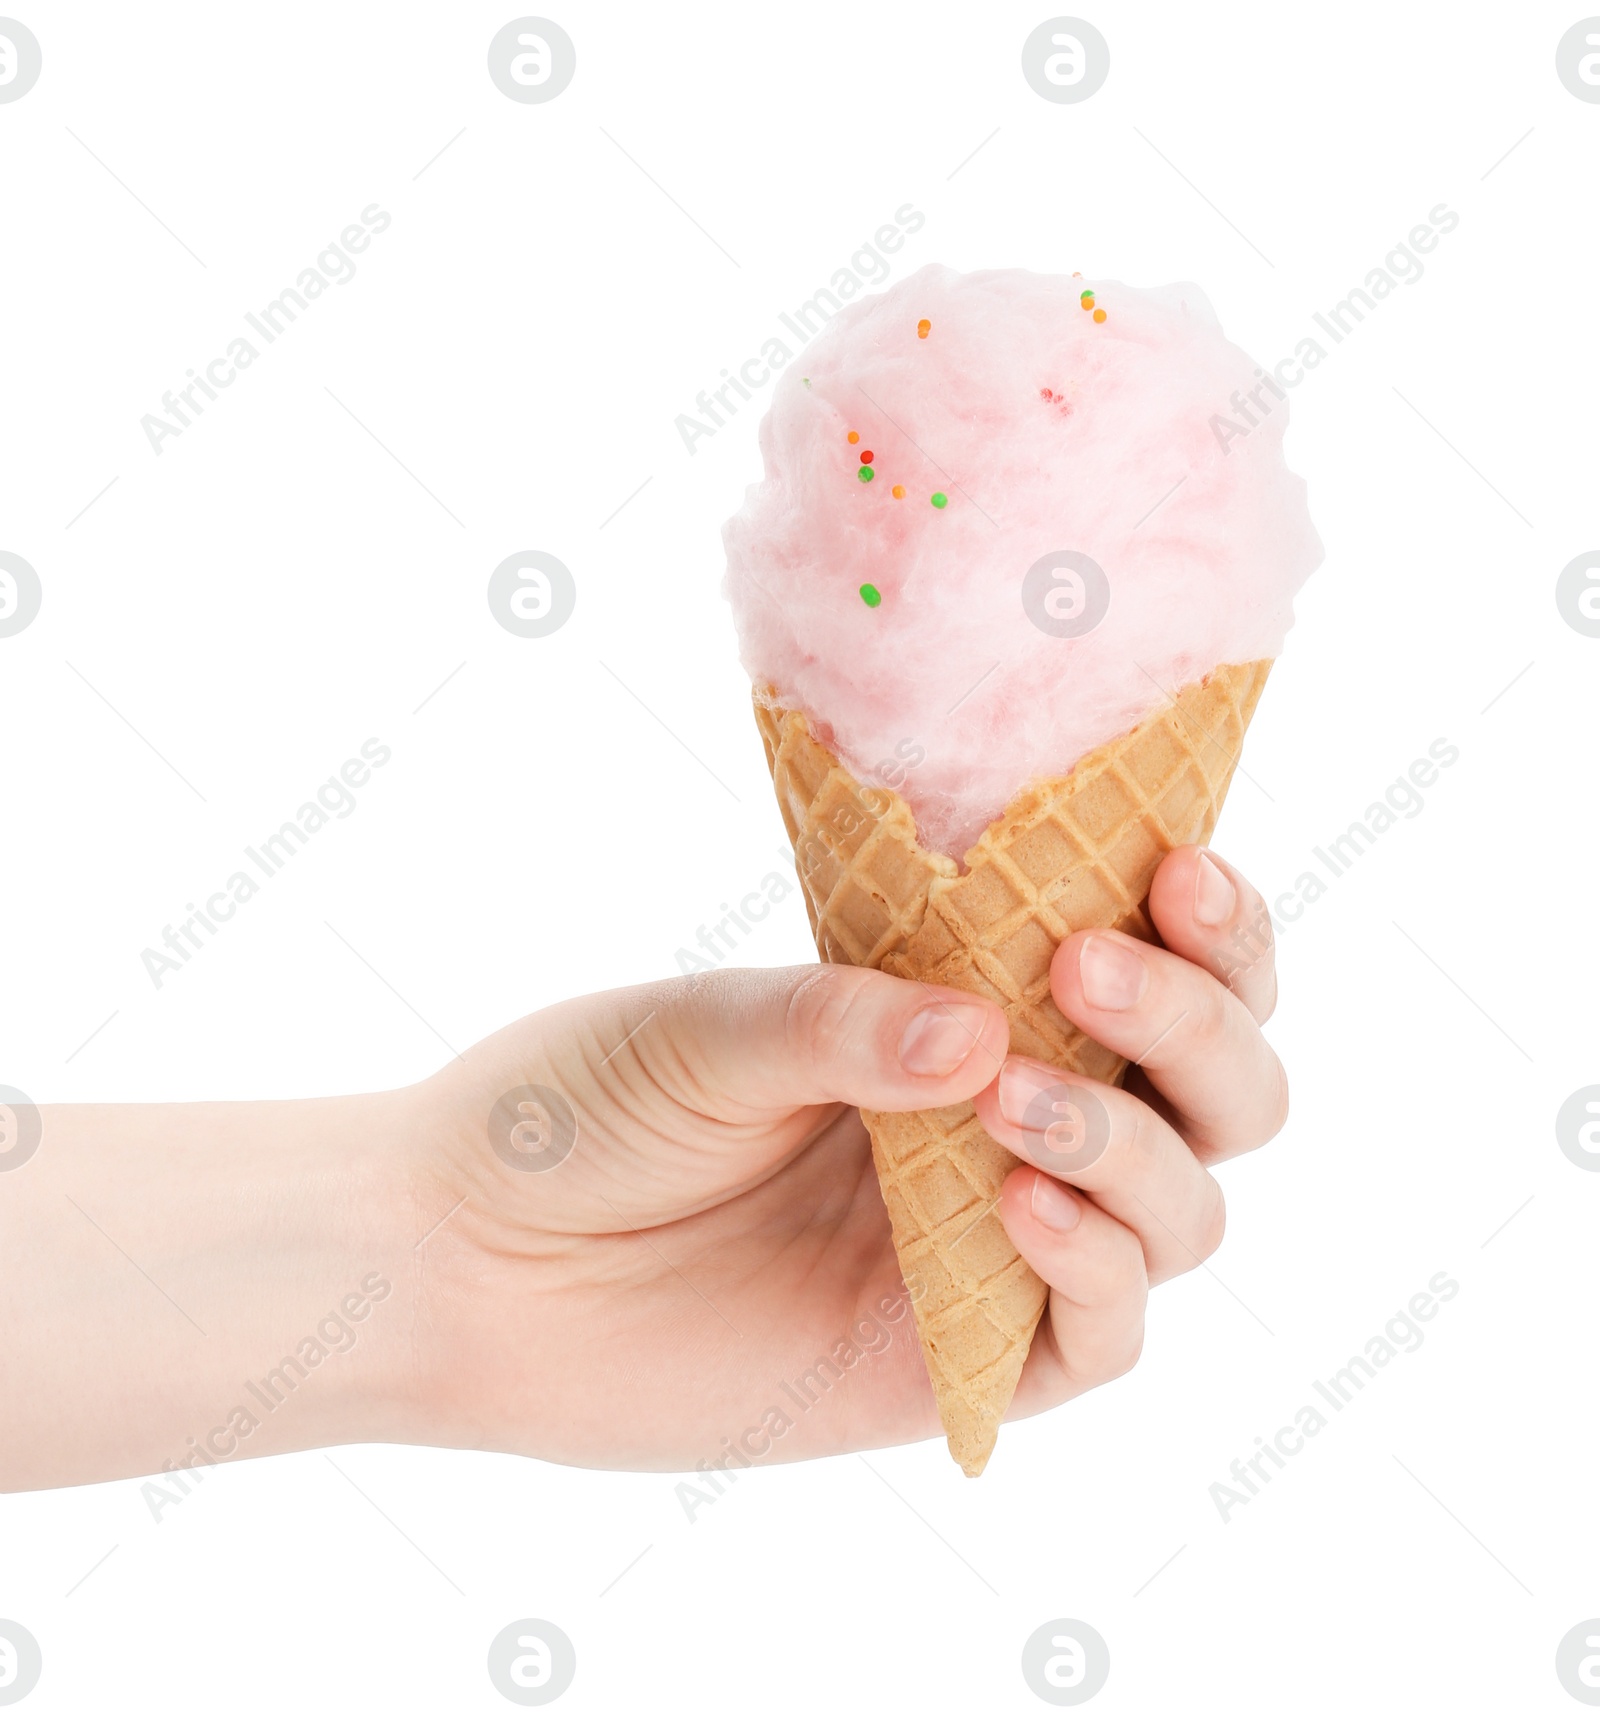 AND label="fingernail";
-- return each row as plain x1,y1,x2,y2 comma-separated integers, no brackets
899,1001,994,1077
1193,852,1237,927
998,1057,1061,1129
1078,935,1147,1010
1030,1172,1082,1233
